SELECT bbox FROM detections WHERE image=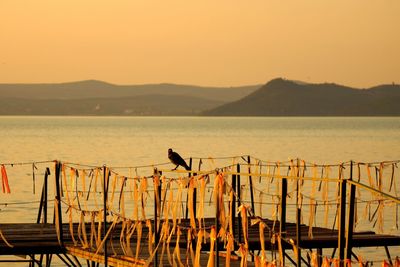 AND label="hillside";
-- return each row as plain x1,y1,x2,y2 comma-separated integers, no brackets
203,78,400,116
